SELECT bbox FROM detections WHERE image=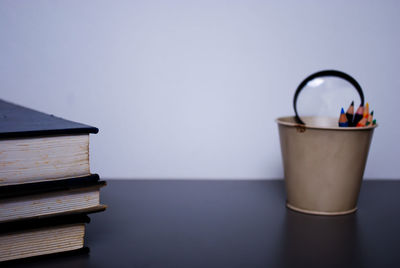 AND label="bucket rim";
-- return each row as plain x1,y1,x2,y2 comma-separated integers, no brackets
286,203,358,216
276,116,378,131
